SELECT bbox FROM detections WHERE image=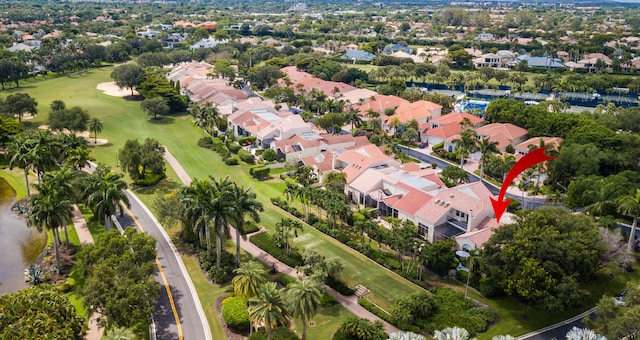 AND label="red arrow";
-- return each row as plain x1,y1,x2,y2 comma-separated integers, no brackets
491,147,559,223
